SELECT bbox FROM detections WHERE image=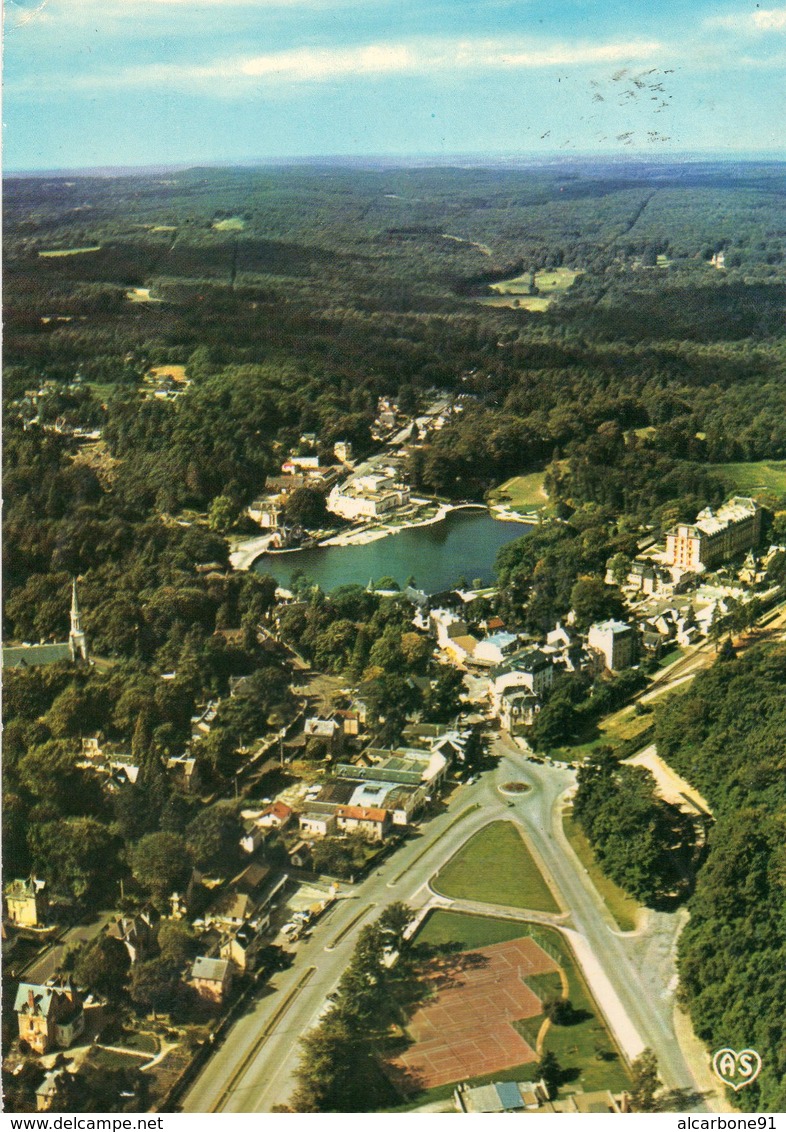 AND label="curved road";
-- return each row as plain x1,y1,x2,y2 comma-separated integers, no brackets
182,738,712,1112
